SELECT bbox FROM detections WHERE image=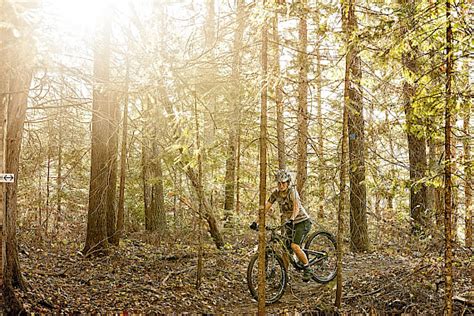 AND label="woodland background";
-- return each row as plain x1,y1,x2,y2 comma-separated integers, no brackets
0,0,472,314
